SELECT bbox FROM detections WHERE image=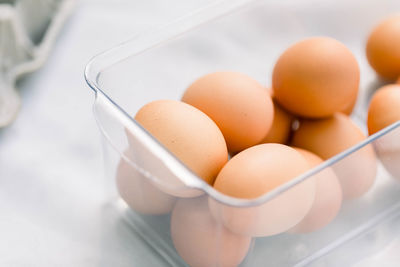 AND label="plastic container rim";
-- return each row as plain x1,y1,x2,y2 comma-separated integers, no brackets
84,0,400,208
